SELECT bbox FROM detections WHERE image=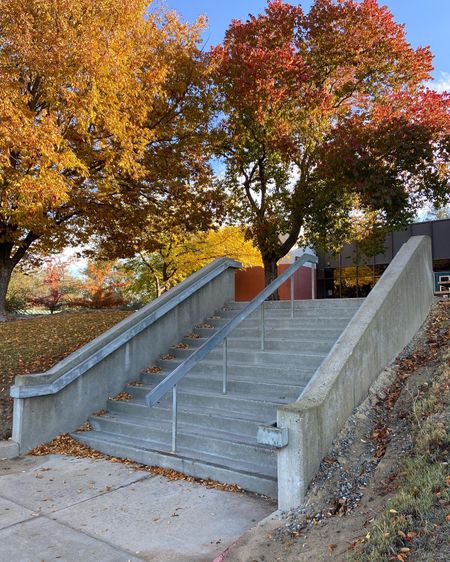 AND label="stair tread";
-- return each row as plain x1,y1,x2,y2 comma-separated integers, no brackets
134,385,298,401
116,388,296,407
162,349,328,360
107,399,281,424
92,413,270,448
156,358,317,372
207,316,354,321
226,298,364,307
74,430,277,479
144,372,309,387
184,336,336,344
194,325,341,328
